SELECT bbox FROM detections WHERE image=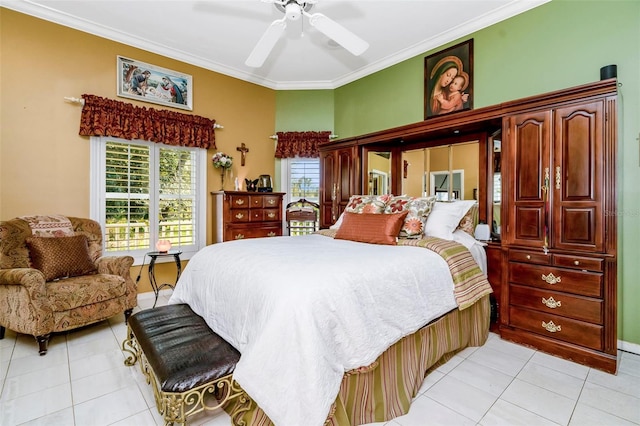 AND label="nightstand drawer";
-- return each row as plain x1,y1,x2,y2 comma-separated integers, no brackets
229,209,250,222
229,195,250,208
225,225,282,240
509,284,603,324
251,209,280,222
509,306,603,351
509,263,602,298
